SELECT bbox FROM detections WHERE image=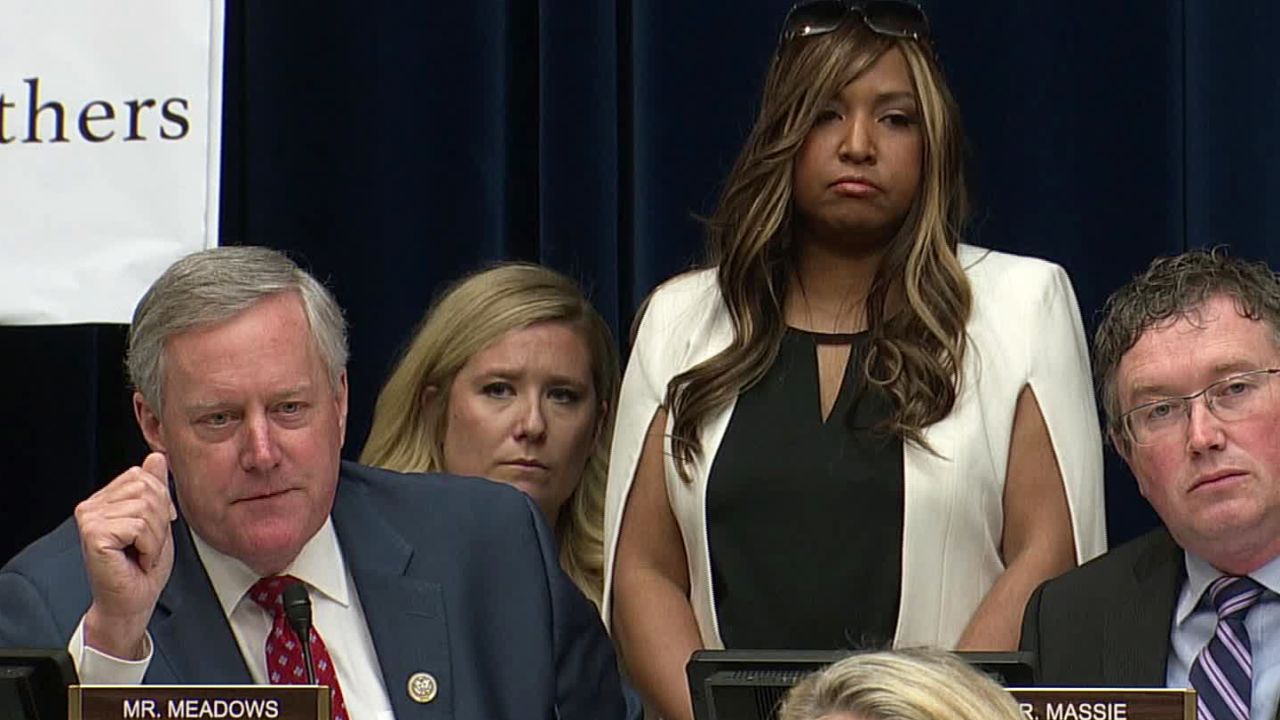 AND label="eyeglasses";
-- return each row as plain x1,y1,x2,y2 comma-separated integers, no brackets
778,0,931,47
1120,368,1280,447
